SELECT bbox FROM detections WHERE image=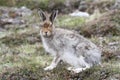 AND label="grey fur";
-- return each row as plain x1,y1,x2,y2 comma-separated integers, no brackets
39,10,101,73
